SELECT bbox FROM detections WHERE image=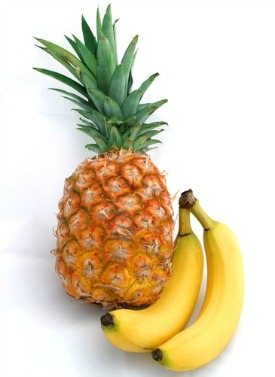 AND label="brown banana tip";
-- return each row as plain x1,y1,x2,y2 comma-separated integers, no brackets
179,189,197,209
100,313,114,327
152,348,163,361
